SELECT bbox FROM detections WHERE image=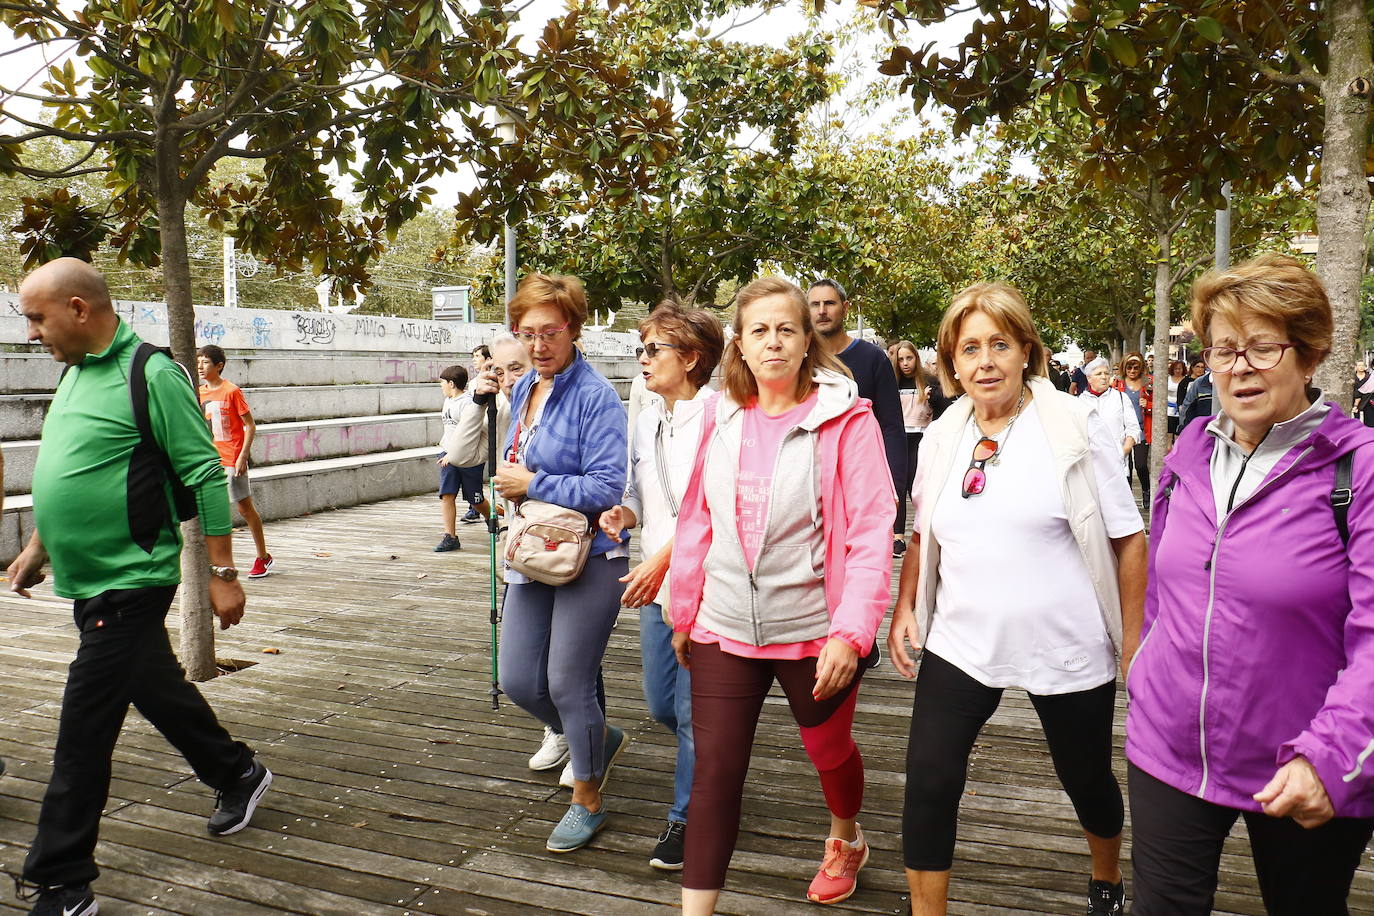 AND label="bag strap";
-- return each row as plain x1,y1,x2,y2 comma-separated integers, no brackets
1332,451,1354,548
654,418,680,518
130,342,198,520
